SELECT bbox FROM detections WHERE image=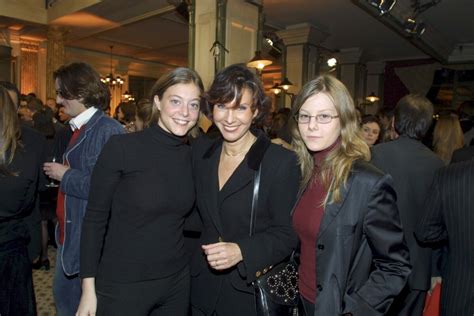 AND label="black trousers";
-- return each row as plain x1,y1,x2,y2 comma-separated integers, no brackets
298,296,315,316
96,266,190,316
0,238,36,316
